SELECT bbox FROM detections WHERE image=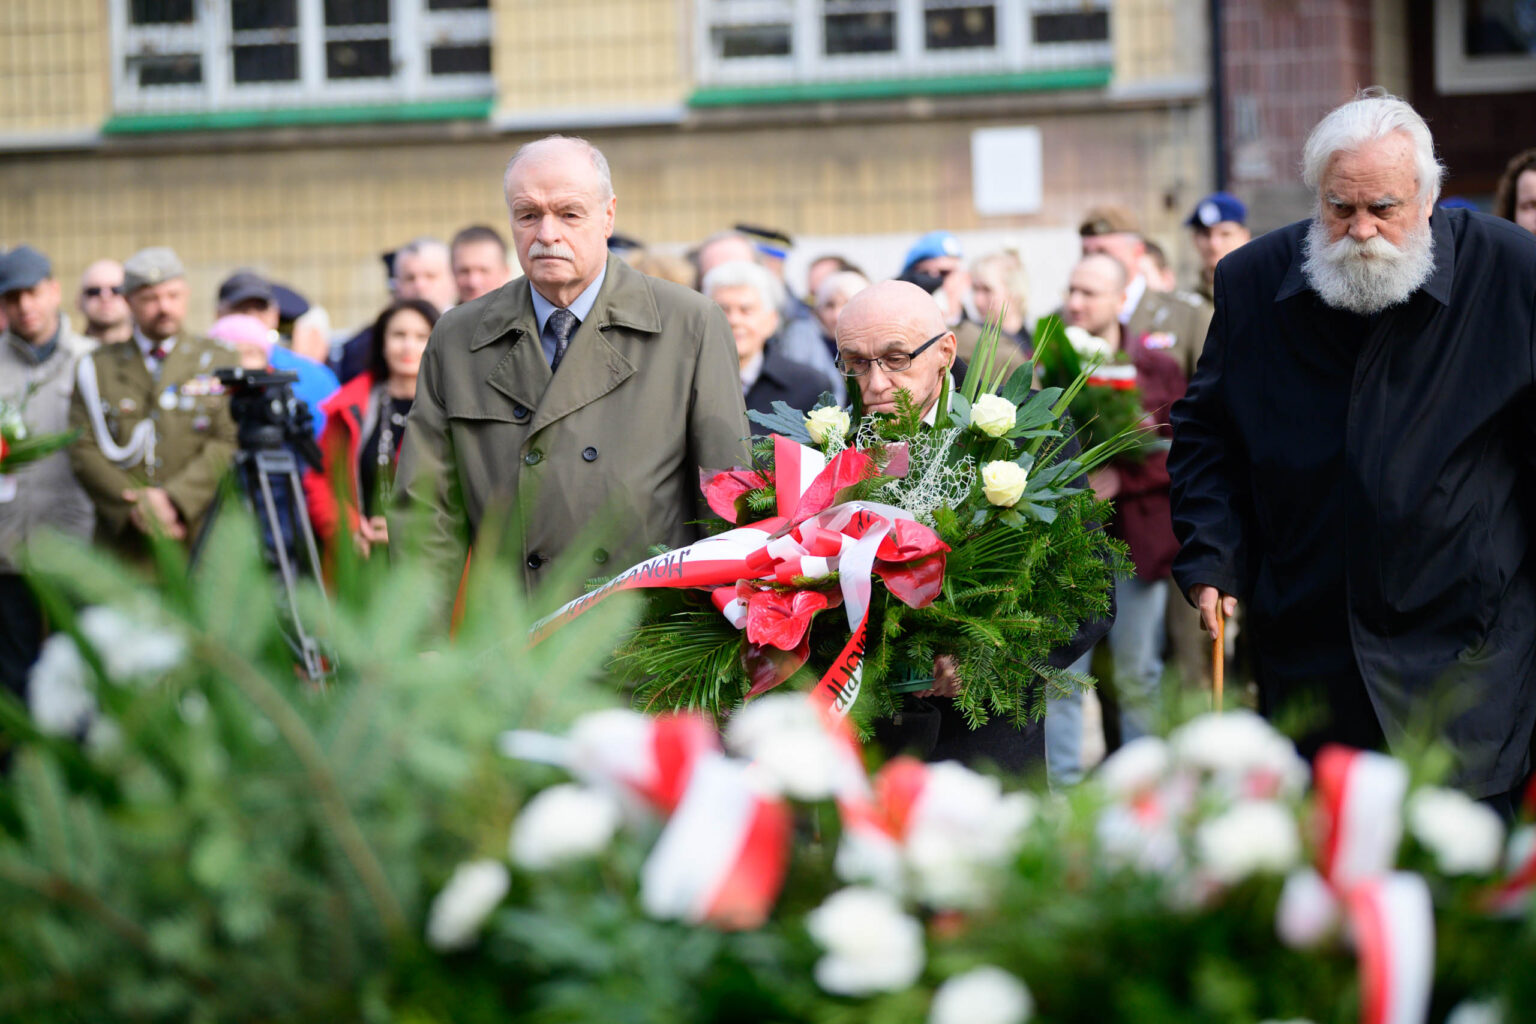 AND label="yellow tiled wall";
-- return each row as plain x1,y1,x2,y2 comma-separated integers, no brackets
0,106,1205,331
492,0,688,115
0,0,110,137
1112,0,1209,87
